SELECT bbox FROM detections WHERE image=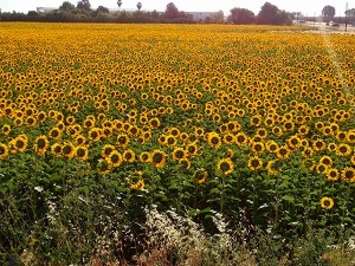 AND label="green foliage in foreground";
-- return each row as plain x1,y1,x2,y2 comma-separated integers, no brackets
0,153,354,265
